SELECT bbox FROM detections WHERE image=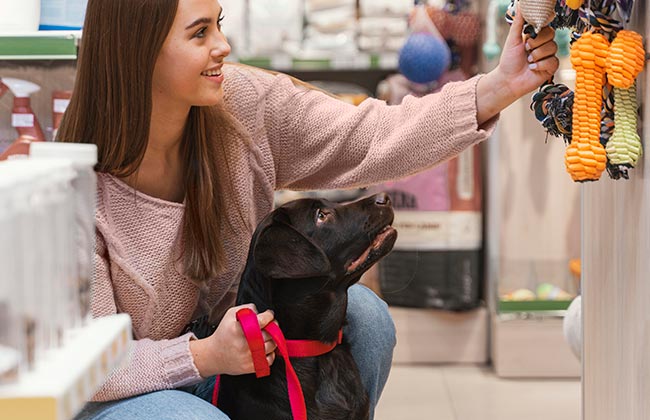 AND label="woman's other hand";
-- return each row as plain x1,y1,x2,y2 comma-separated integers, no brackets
190,304,277,378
